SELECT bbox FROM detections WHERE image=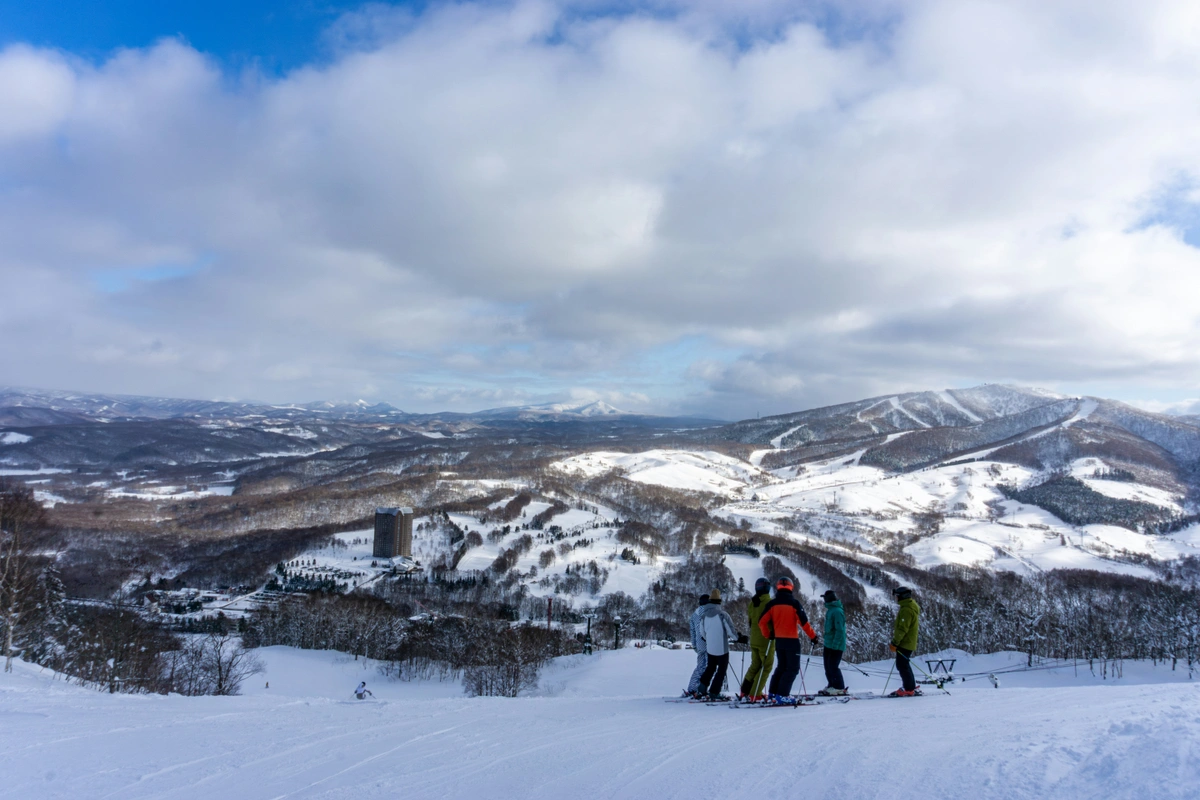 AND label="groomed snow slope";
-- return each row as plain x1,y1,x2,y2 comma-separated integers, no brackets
3,647,1200,799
